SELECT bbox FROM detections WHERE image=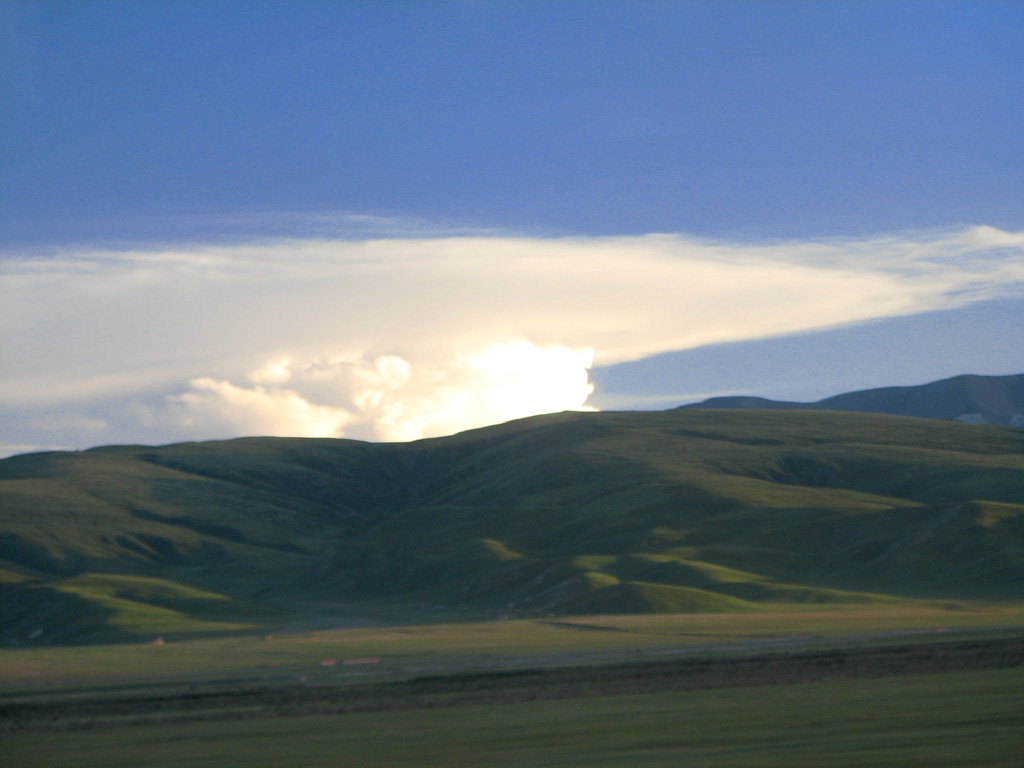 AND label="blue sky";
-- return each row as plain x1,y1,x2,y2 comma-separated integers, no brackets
5,0,1022,241
1,1,1023,454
